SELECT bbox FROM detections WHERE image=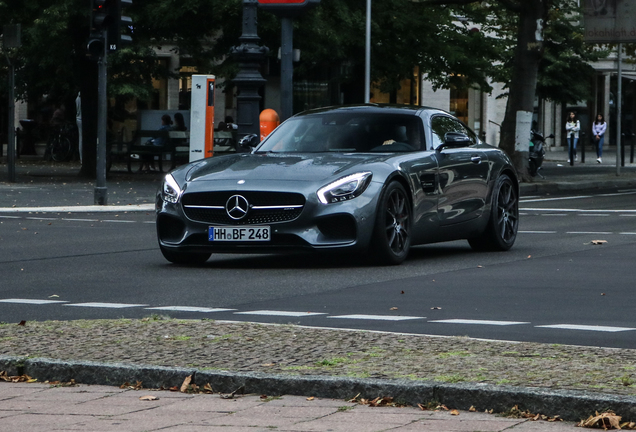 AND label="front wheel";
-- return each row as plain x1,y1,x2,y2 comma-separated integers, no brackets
468,174,518,251
370,181,412,265
160,245,211,265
